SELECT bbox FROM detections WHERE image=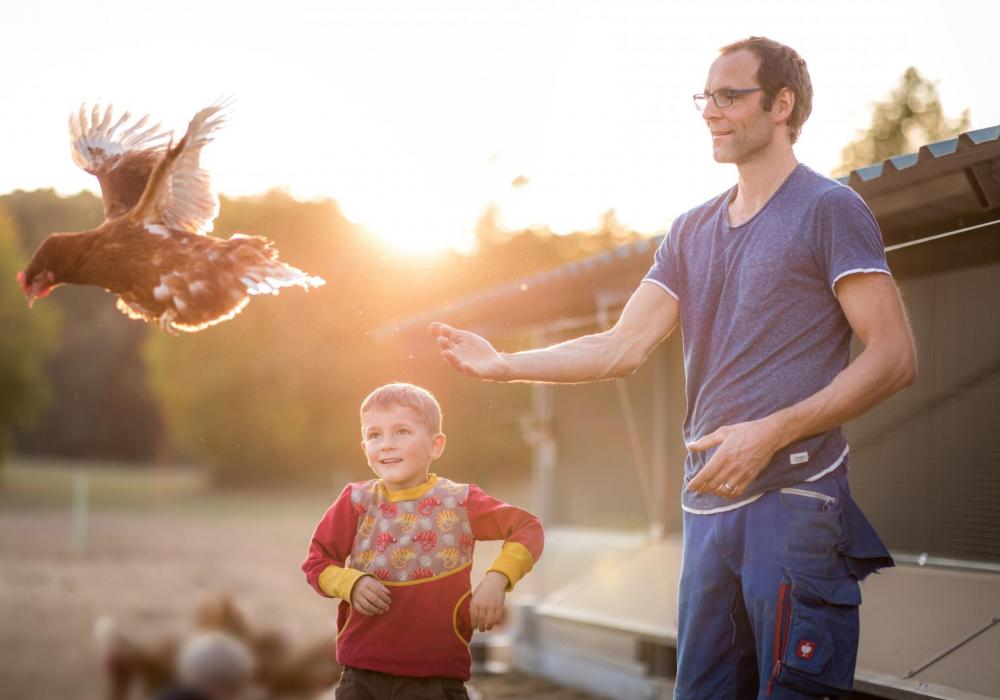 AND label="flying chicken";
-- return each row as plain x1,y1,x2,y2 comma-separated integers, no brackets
17,102,325,333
